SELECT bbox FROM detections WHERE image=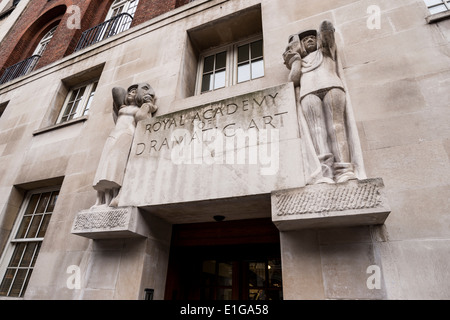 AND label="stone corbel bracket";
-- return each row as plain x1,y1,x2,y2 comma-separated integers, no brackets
71,206,147,239
272,178,391,231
